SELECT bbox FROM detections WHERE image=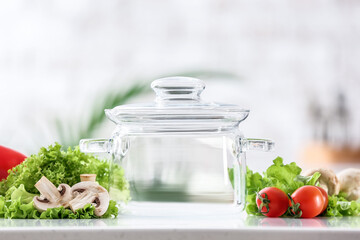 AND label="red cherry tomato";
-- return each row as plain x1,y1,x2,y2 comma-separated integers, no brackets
290,186,325,218
256,187,289,217
0,145,27,180
316,186,328,214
